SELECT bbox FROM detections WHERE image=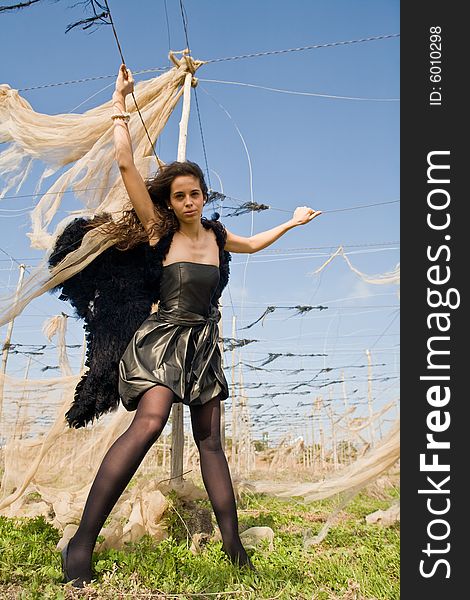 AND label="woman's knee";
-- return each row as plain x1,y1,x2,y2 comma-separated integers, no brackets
131,386,174,442
131,413,167,443
190,397,222,447
195,432,223,453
